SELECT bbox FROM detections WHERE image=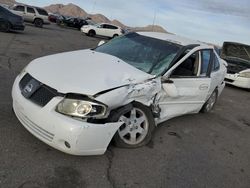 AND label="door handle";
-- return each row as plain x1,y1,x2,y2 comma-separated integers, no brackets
199,84,209,90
